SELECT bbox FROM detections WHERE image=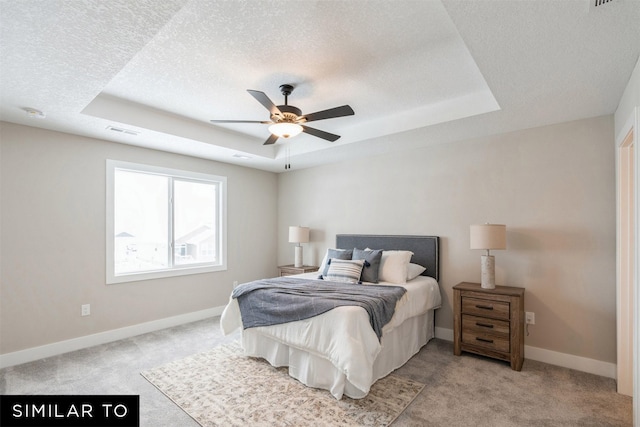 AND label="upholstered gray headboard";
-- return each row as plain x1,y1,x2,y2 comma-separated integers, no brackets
336,234,440,282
